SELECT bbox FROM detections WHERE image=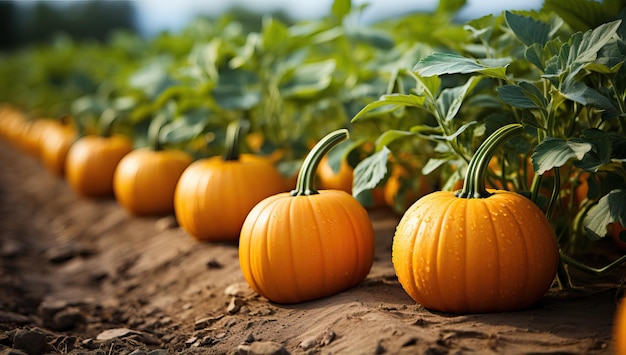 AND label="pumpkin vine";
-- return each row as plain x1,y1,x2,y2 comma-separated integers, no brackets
291,128,349,196
223,119,250,161
456,123,524,199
